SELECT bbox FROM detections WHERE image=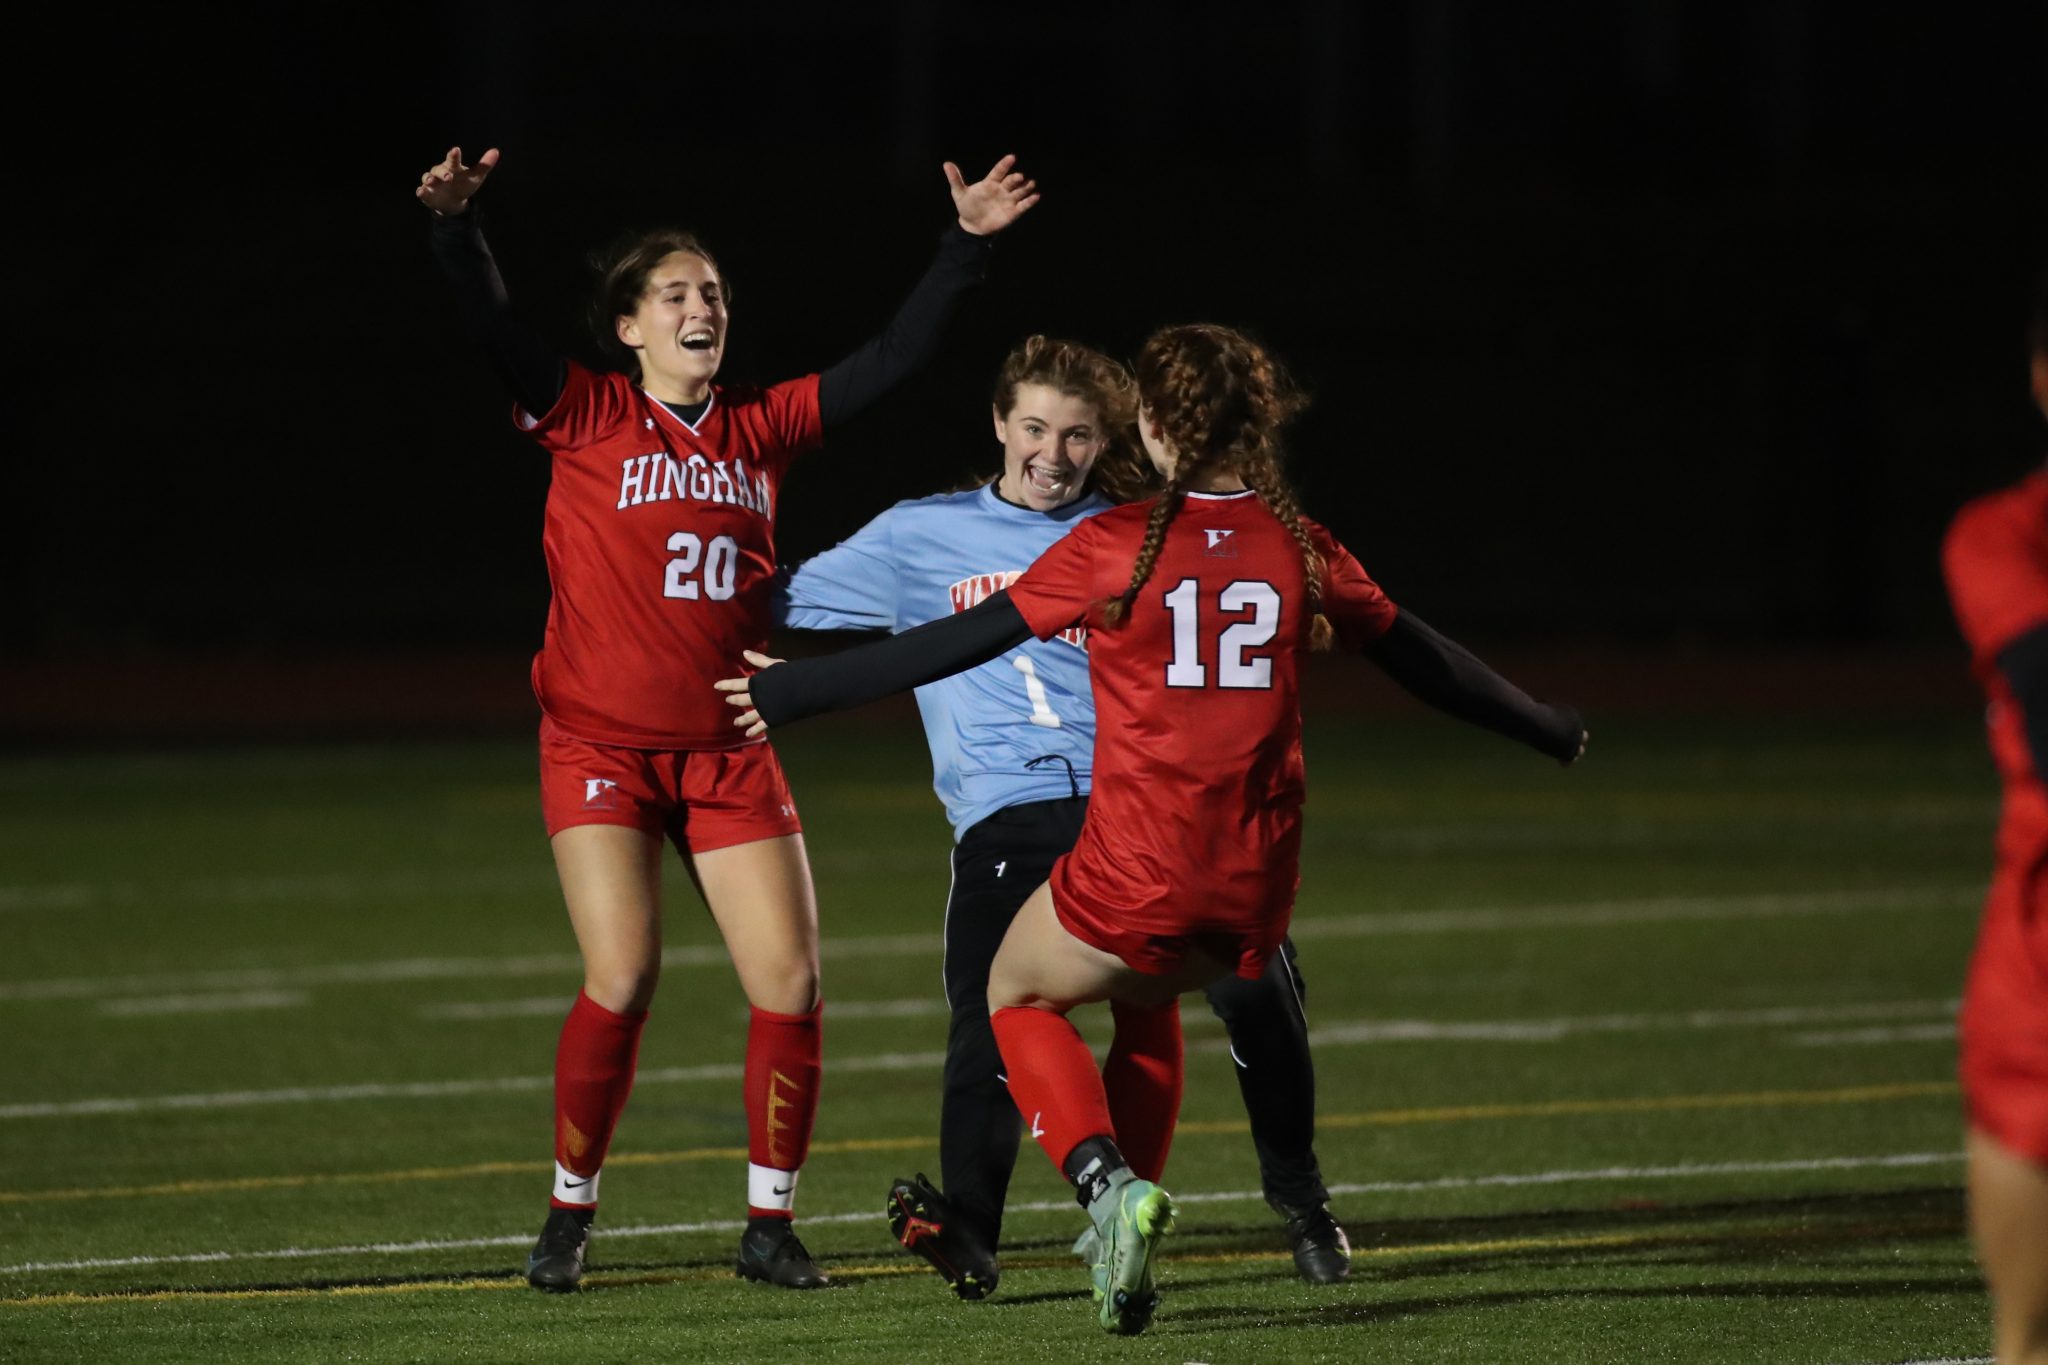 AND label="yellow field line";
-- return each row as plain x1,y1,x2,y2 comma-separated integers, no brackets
0,1080,1957,1207
1177,1079,1961,1135
1,1214,1964,1309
